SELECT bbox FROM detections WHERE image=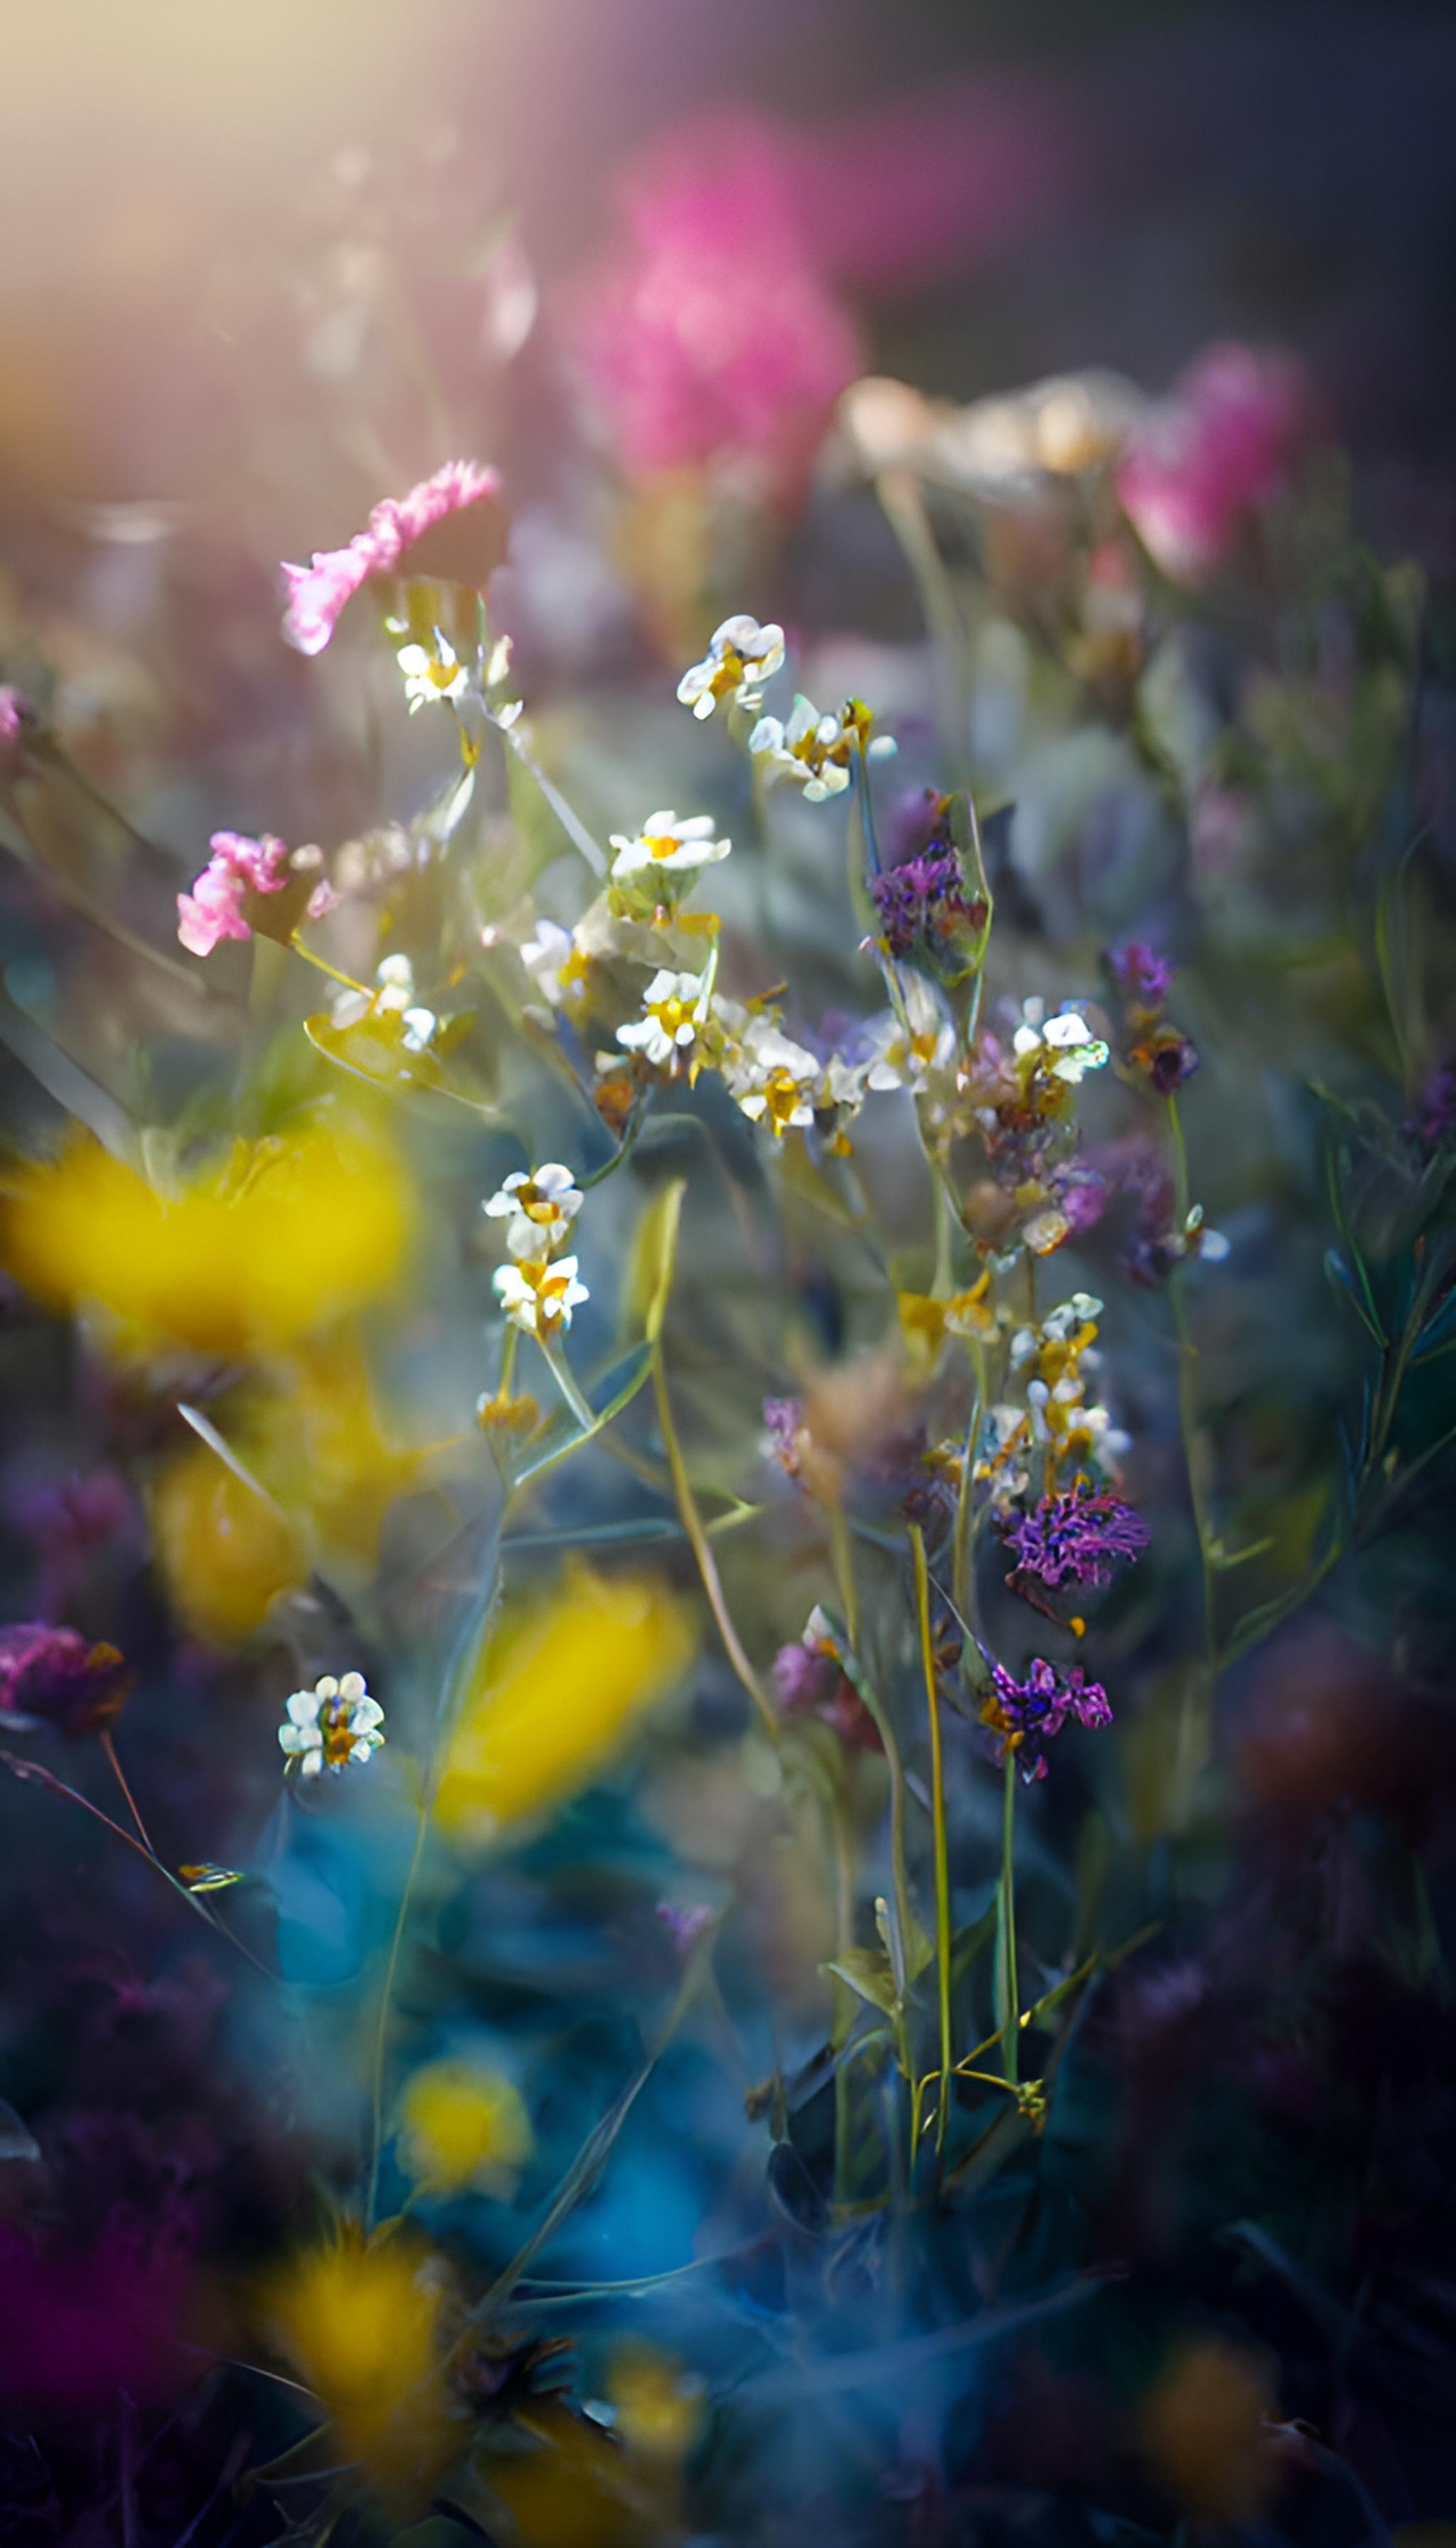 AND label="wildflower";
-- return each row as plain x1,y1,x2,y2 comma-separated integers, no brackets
616,966,710,1071
396,631,469,712
482,1162,583,1260
1000,1479,1150,1592
282,457,502,655
762,1396,805,1482
0,685,28,768
261,2226,446,2498
435,1565,693,1841
609,809,730,883
0,1622,132,1736
518,915,589,1014
331,953,437,1051
397,2058,532,2198
749,693,877,800
1,1124,413,1359
773,1620,880,1750
980,1654,1113,1781
1104,941,1199,1093
1012,997,1110,1086
493,1255,589,1339
278,1671,385,1777
176,831,337,959
1118,341,1310,583
608,2341,707,2463
867,849,989,975
724,1017,820,1137
1107,941,1173,1006
677,614,786,719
